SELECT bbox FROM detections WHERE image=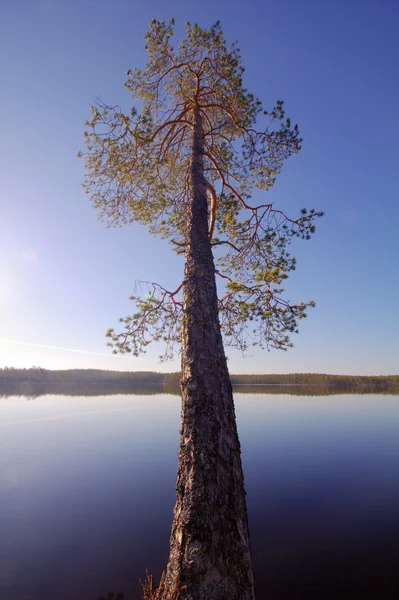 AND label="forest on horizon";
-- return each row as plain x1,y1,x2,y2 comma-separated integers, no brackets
0,367,398,396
